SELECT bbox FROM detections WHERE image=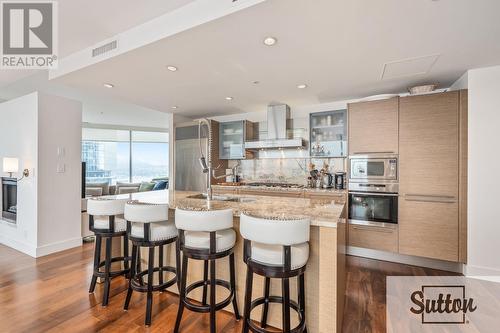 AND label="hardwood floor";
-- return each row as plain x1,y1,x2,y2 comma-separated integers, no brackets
0,243,459,333
342,255,461,333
